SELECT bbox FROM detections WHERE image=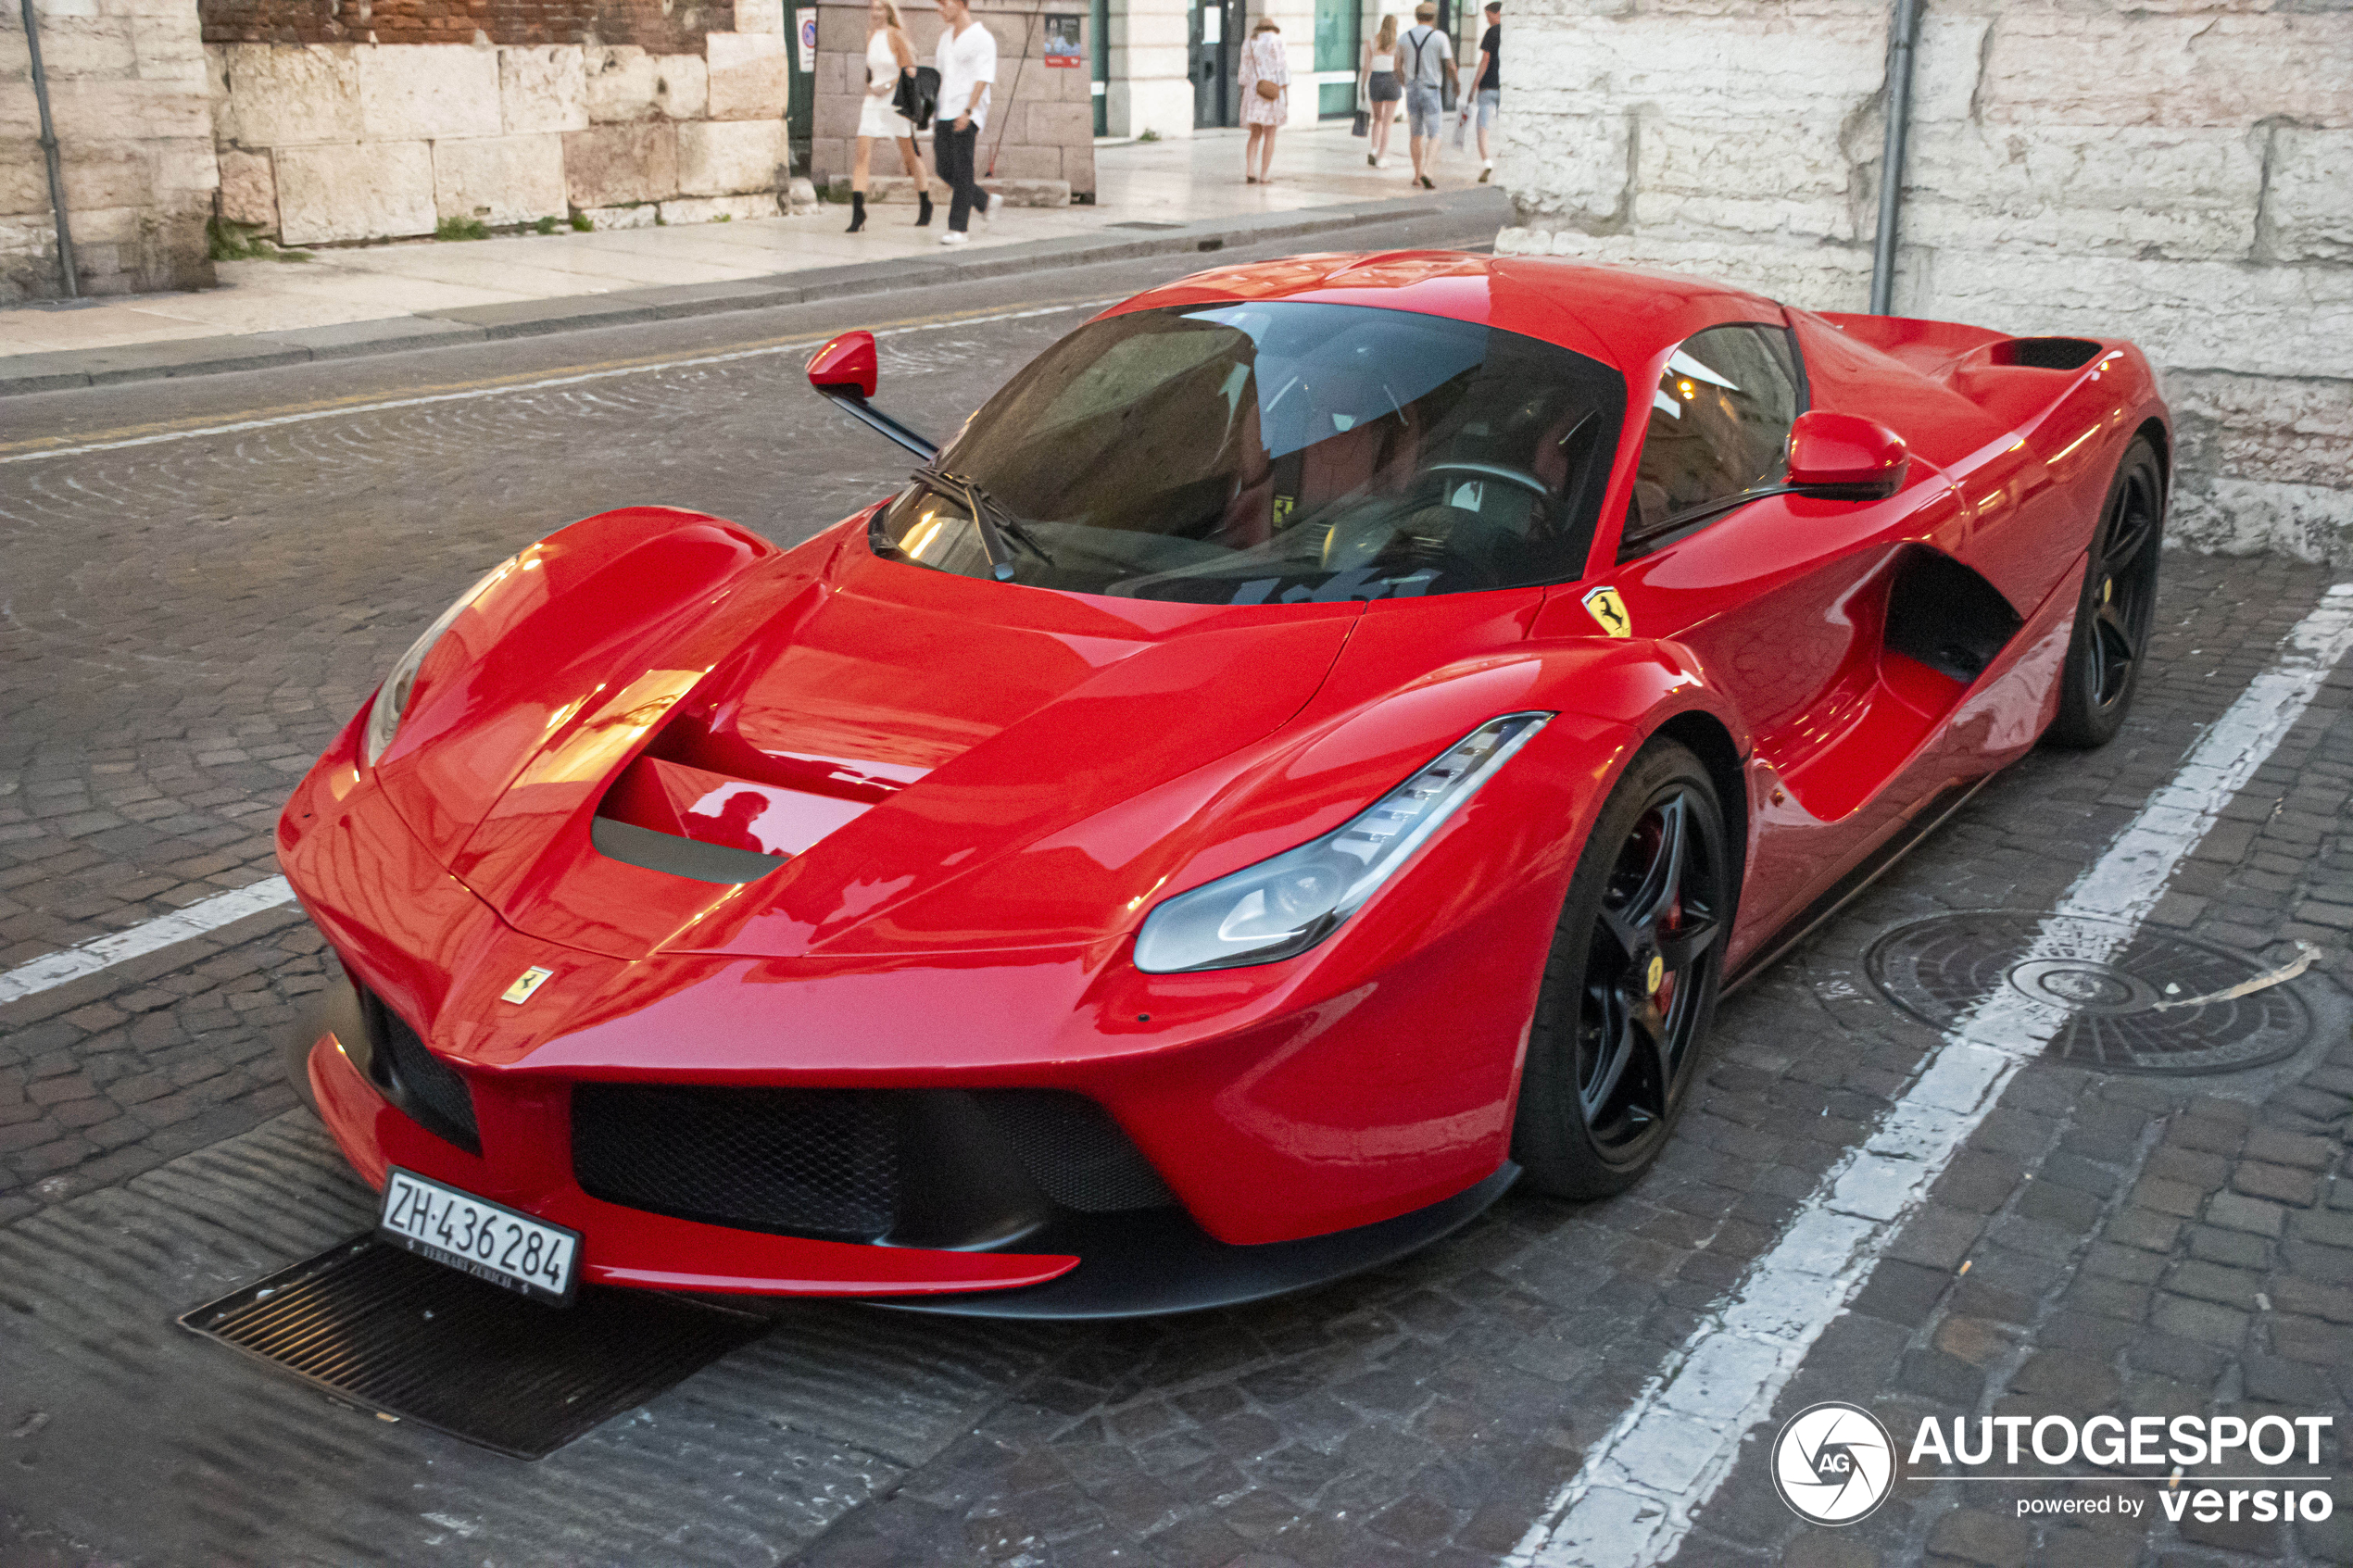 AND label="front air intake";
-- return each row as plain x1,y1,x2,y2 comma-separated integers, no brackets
363,992,482,1154
573,1084,901,1241
568,1085,1176,1245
